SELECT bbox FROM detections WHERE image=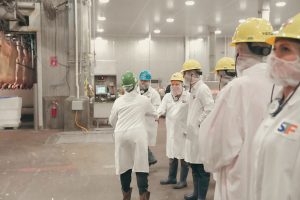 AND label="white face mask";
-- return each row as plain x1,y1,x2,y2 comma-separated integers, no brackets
183,72,199,87
171,85,183,96
267,53,300,87
236,54,262,76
